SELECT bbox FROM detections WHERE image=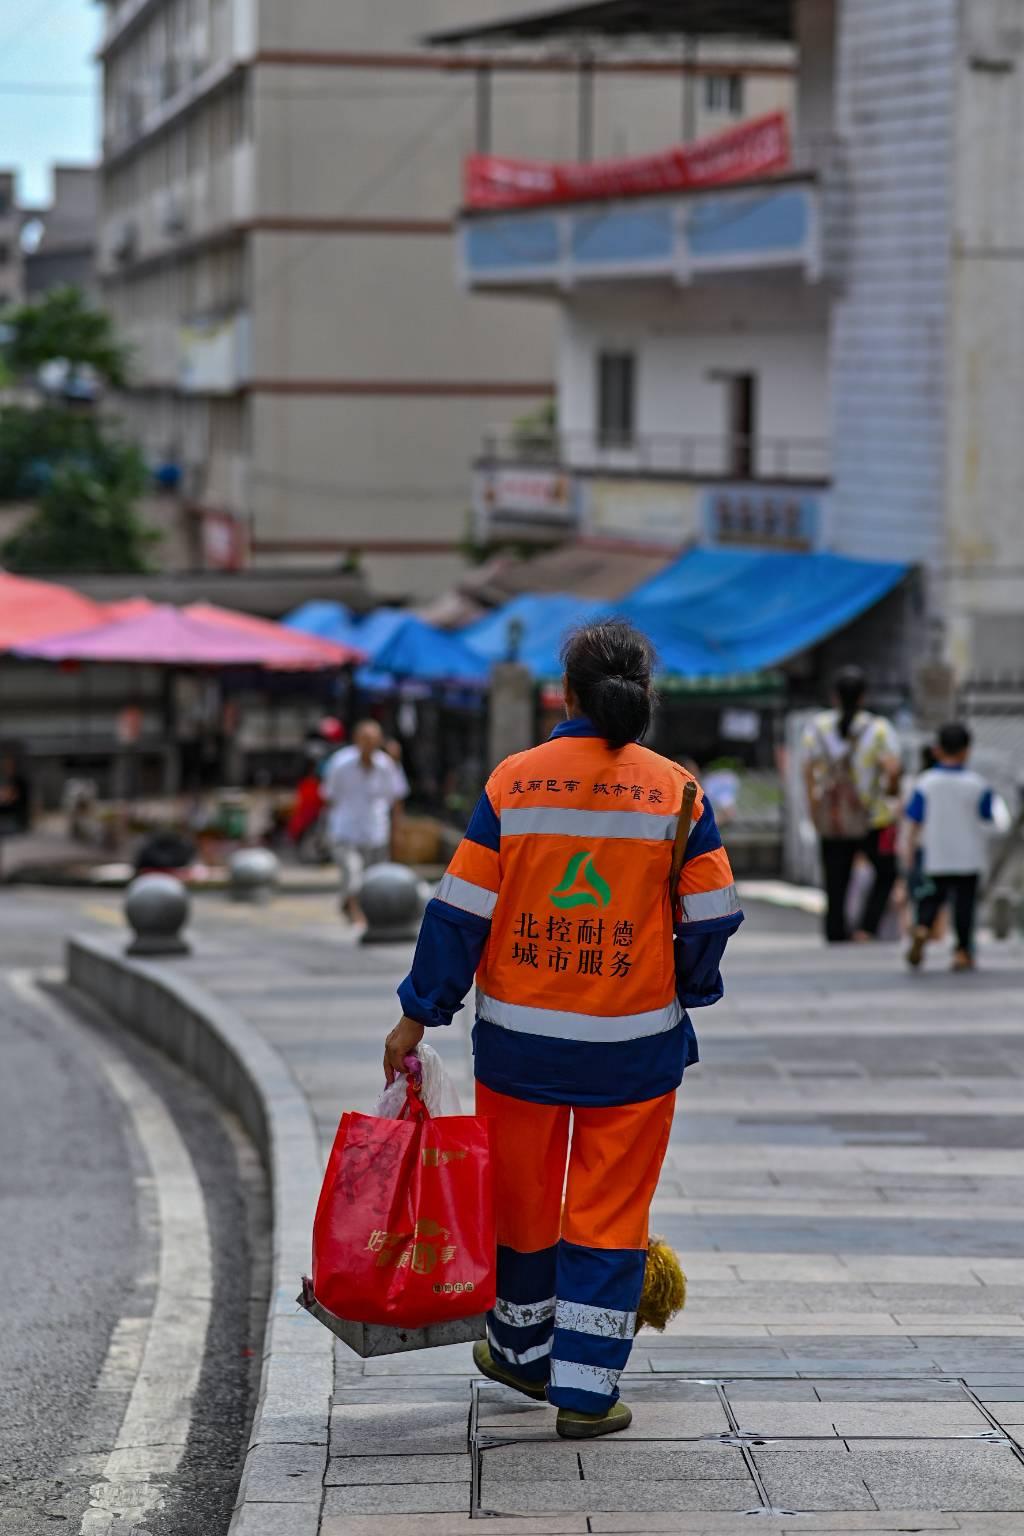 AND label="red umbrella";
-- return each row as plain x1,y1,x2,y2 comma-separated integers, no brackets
183,602,364,669
0,571,106,651
16,603,358,668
